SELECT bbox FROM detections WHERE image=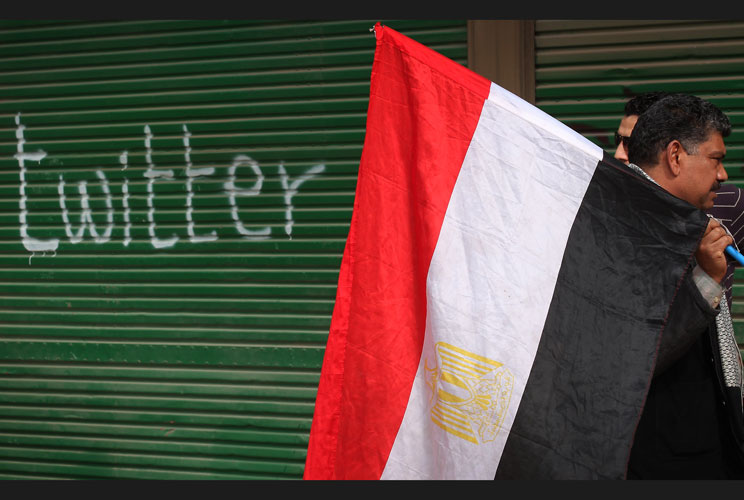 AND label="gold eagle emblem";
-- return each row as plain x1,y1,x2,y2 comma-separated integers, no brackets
424,342,514,444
